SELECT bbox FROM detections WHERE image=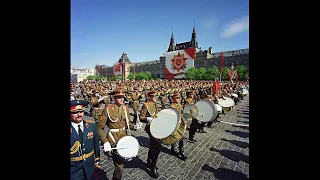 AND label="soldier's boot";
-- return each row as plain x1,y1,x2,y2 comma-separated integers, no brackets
178,140,187,161
207,121,213,127
146,158,159,178
188,130,197,143
171,144,179,156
